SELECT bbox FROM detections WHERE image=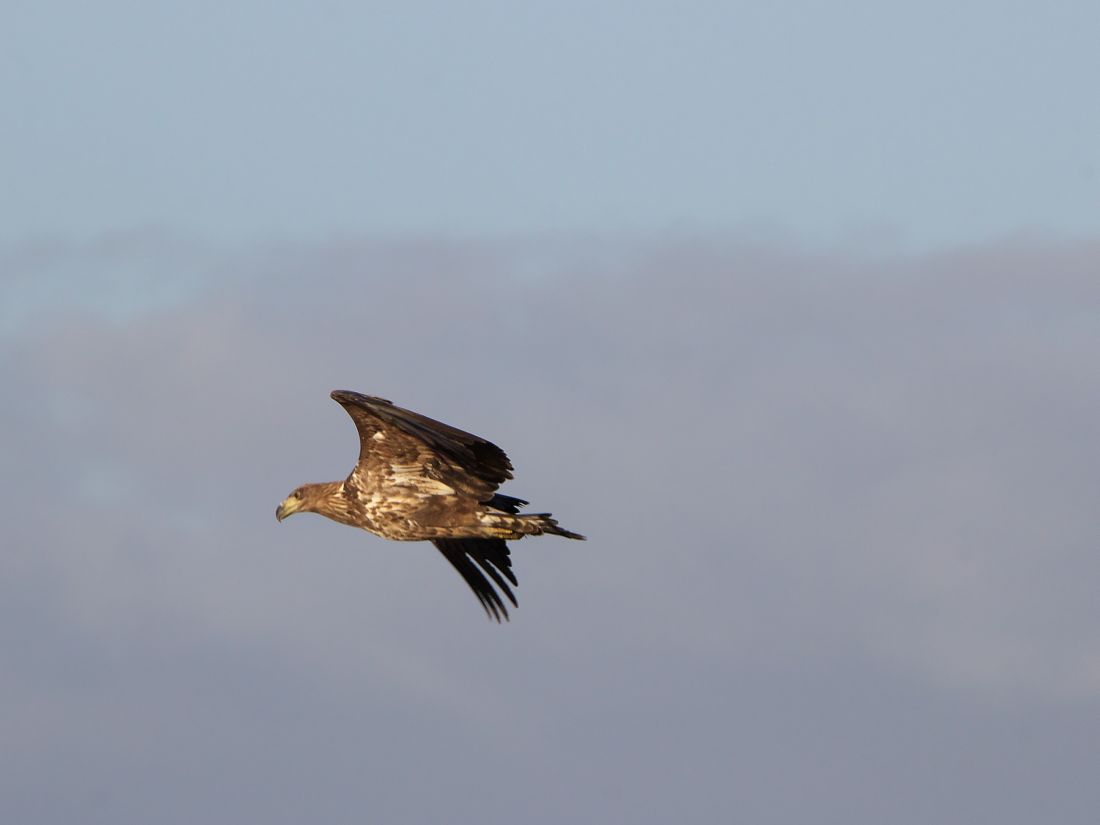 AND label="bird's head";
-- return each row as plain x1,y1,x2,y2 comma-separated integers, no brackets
276,481,345,522
275,486,310,522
